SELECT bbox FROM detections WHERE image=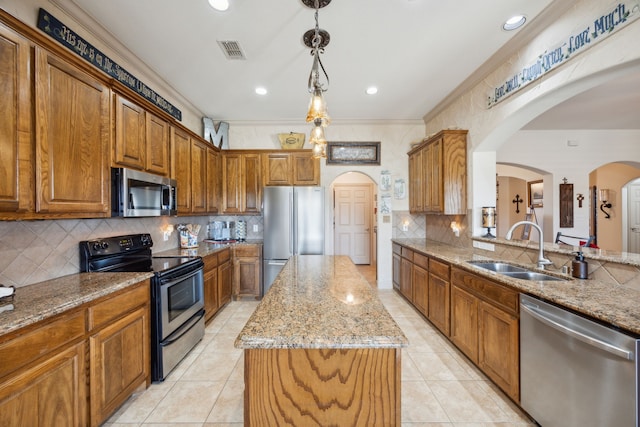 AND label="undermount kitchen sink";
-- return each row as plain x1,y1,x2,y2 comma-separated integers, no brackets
467,261,566,281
